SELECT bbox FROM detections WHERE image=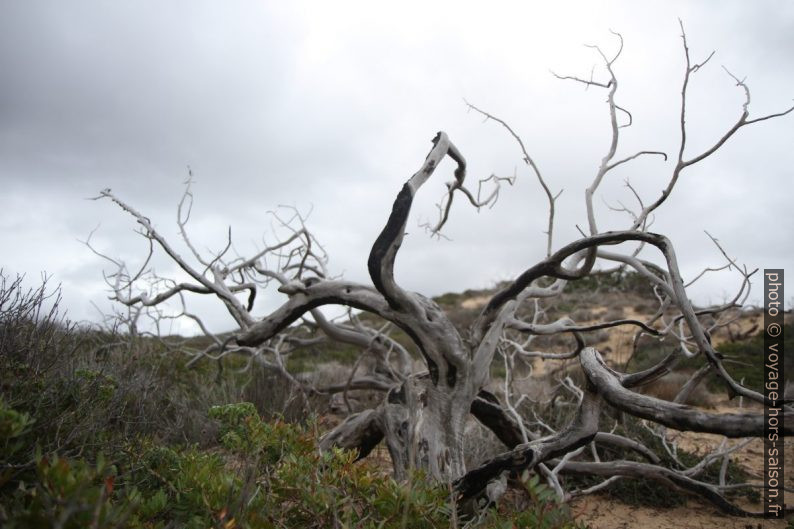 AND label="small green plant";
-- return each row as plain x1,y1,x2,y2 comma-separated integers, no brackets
4,454,132,529
0,399,35,490
0,398,33,446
